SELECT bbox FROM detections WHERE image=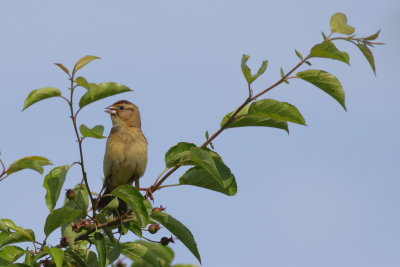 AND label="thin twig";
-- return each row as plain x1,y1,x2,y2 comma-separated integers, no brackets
59,95,71,105
74,214,130,242
0,159,5,173
158,184,181,189
153,167,170,185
